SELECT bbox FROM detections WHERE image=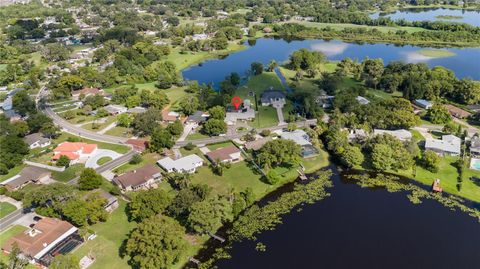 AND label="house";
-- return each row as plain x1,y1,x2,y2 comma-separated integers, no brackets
356,96,370,105
315,94,334,109
244,137,272,151
415,99,433,109
187,111,209,126
0,166,51,192
373,129,412,141
104,104,127,115
192,33,208,41
23,133,51,149
72,87,104,100
444,104,471,119
425,135,461,156
98,190,118,212
470,136,480,157
224,101,255,126
52,142,97,163
162,110,180,123
347,129,368,142
206,145,242,164
126,139,149,152
466,104,480,113
127,106,147,114
113,164,162,191
261,90,286,106
1,217,83,267
157,154,204,174
280,129,318,157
